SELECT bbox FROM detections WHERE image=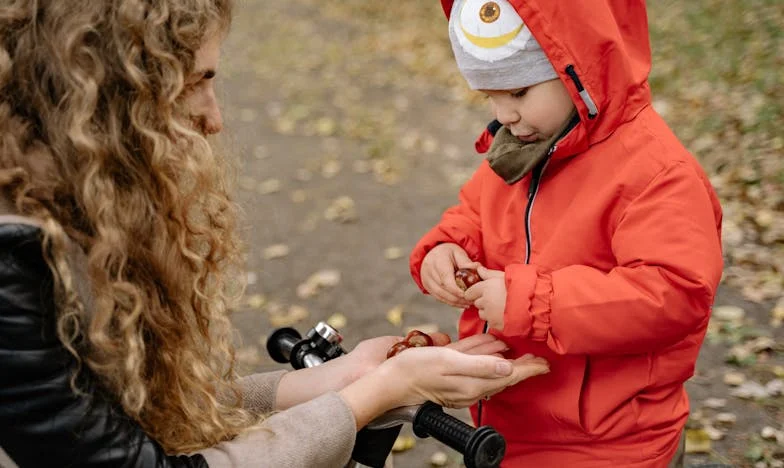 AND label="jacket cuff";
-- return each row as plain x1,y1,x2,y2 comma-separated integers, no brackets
530,270,553,341
503,264,553,340
237,370,289,414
